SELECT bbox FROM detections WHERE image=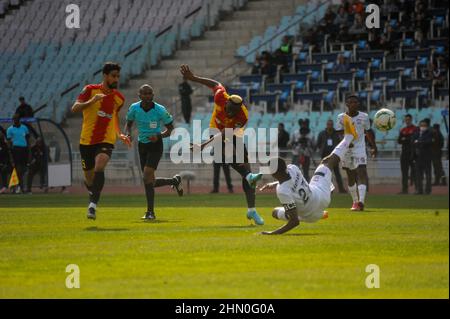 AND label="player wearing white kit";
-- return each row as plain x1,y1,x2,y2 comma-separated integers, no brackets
336,95,377,212
259,114,358,235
